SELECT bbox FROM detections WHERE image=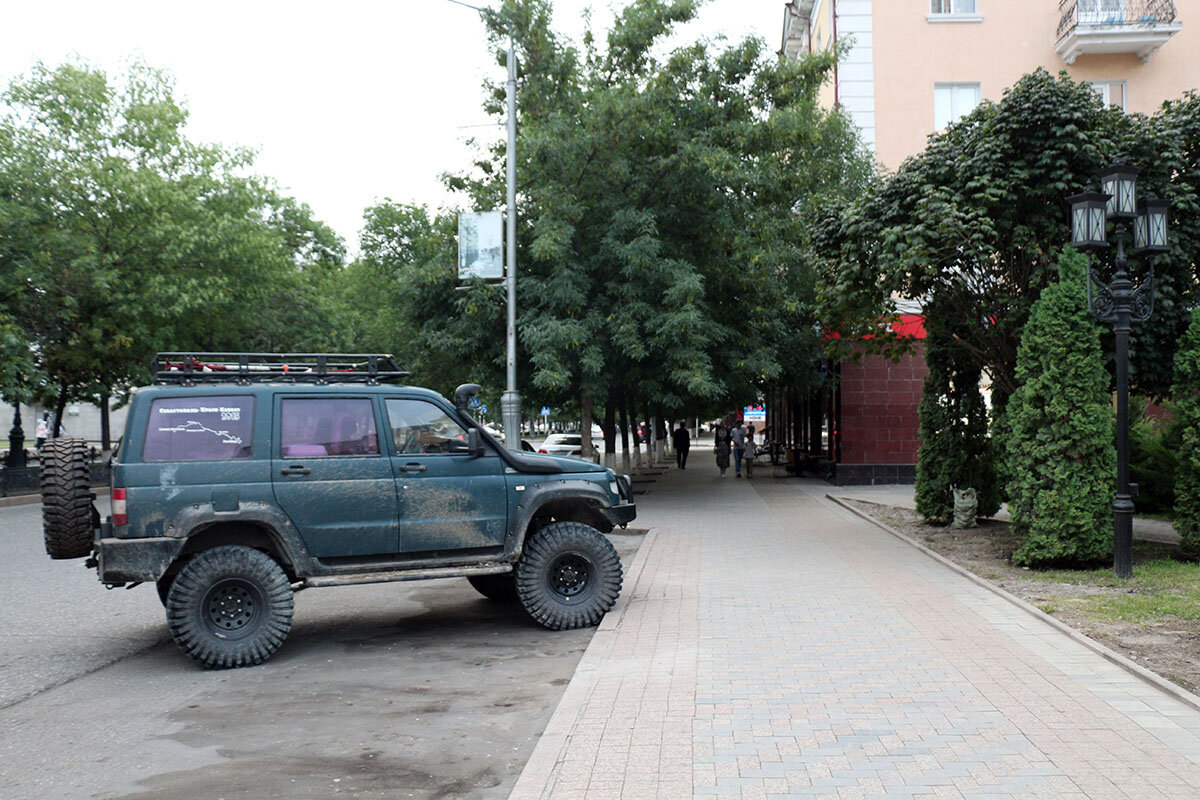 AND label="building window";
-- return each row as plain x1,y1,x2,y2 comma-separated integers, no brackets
934,83,981,129
931,0,977,13
1078,0,1128,25
929,0,982,22
1090,81,1127,111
